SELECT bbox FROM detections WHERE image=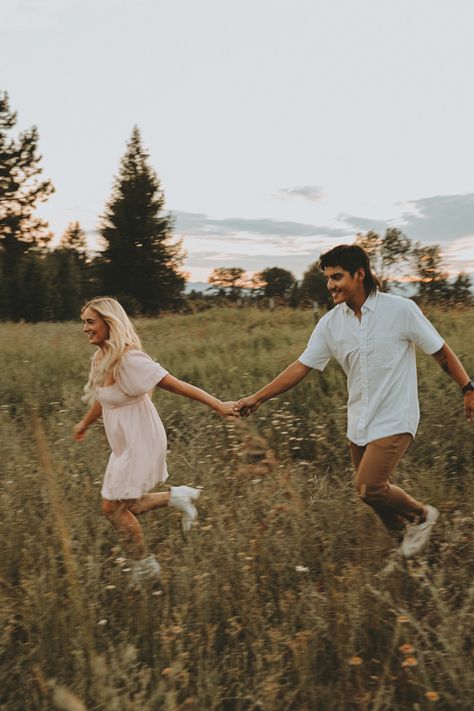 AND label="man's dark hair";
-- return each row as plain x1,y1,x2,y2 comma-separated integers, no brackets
319,244,380,295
